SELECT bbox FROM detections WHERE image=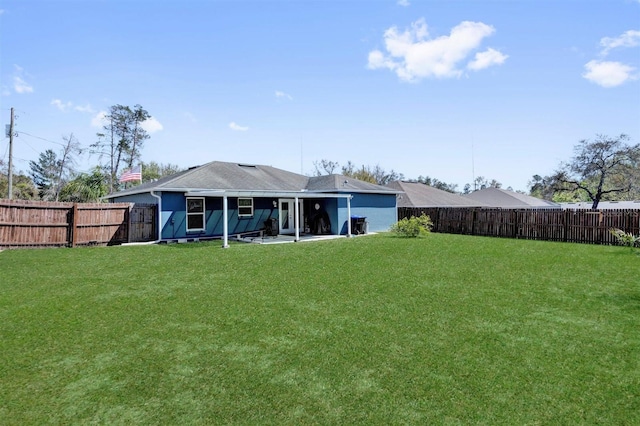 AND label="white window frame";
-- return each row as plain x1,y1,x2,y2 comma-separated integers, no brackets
238,198,254,218
186,197,206,232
